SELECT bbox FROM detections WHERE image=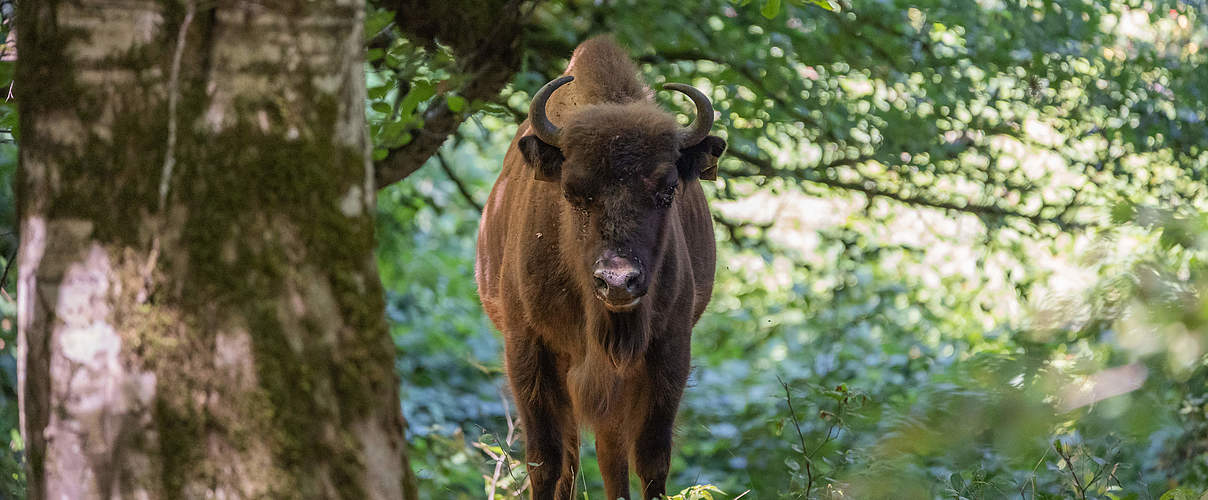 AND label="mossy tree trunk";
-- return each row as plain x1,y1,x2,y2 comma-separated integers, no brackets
16,1,417,498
